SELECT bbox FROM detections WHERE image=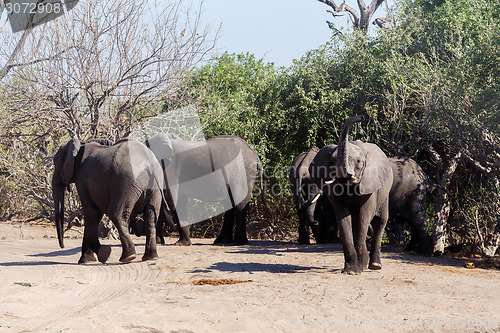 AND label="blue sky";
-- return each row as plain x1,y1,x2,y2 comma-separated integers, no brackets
0,0,388,67
202,0,389,67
